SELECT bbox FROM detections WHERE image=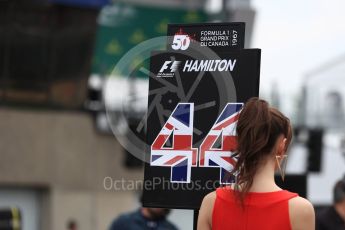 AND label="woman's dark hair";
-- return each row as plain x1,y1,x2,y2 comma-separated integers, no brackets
333,175,345,204
231,97,292,204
